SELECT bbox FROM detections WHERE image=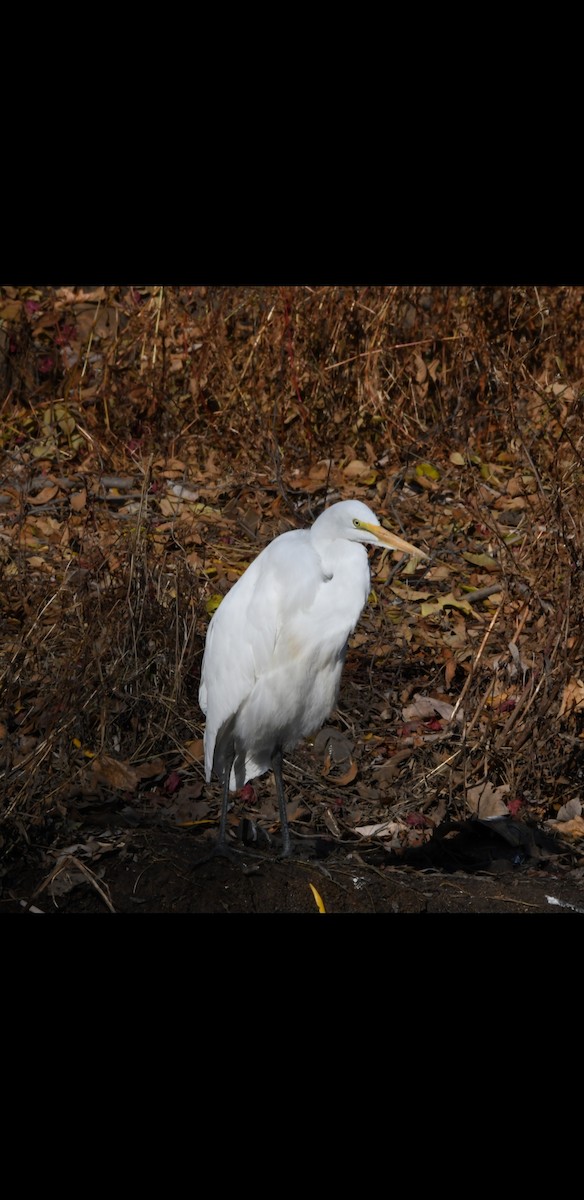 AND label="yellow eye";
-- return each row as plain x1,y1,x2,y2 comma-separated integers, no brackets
353,519,360,528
